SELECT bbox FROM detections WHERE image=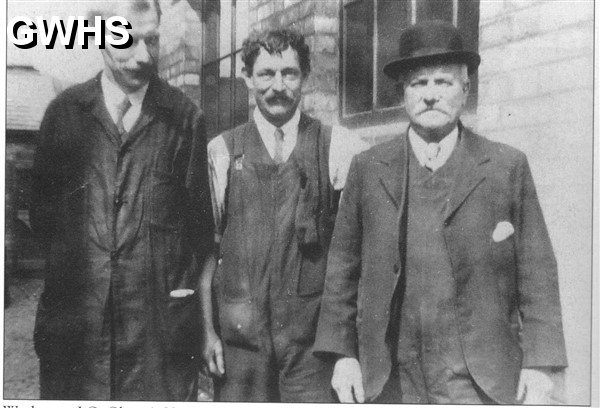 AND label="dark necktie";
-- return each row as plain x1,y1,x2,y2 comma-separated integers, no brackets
273,127,284,164
115,97,132,140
